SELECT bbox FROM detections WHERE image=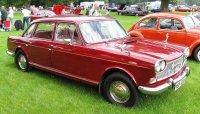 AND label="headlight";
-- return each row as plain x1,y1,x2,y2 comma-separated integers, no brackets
155,60,166,72
184,48,190,58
